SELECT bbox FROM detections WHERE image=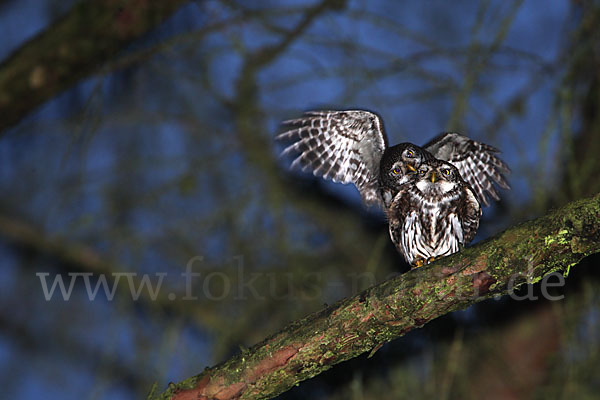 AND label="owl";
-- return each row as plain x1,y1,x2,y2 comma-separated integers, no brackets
387,159,481,267
277,110,509,208
277,109,508,265
377,143,435,208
